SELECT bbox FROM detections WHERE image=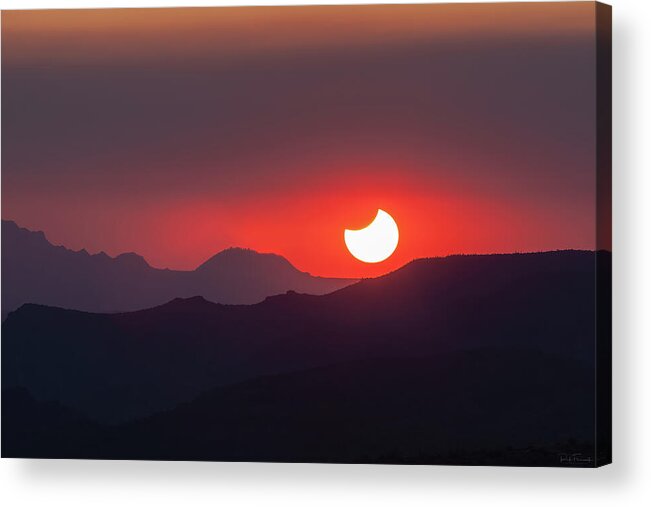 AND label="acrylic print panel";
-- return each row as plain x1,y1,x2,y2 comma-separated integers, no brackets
1,2,611,466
